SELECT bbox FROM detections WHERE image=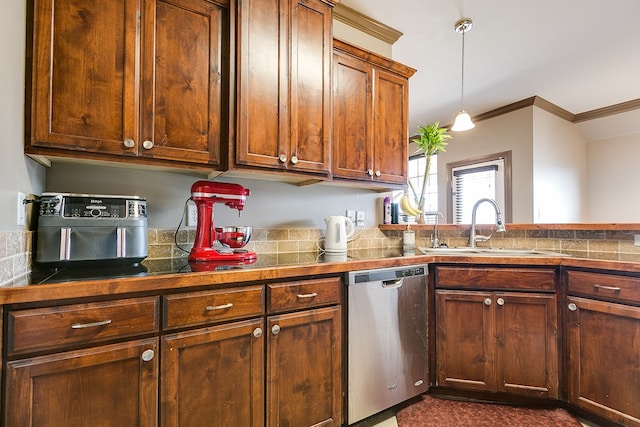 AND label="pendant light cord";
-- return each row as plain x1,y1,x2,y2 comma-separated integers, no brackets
460,29,466,111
